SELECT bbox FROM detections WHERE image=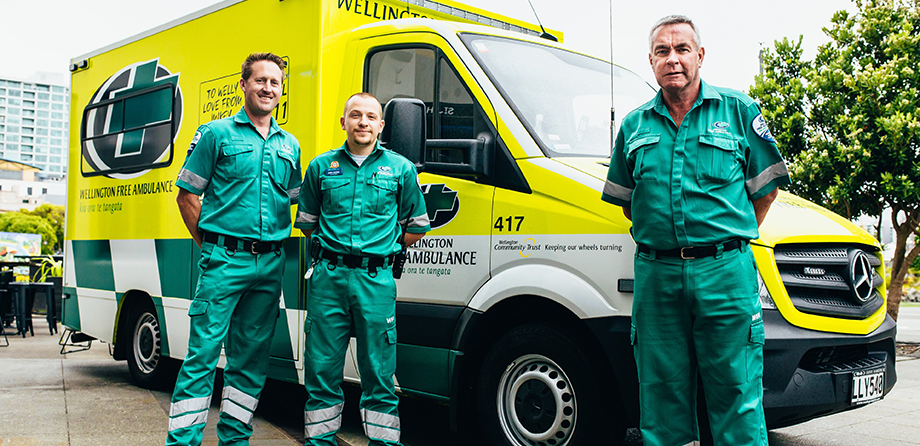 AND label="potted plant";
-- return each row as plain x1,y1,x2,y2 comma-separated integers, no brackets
31,256,63,321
